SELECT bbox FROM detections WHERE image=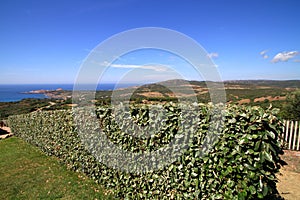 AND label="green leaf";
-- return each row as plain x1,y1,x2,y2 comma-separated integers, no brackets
249,185,256,195
238,190,247,200
262,151,273,163
262,185,269,196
